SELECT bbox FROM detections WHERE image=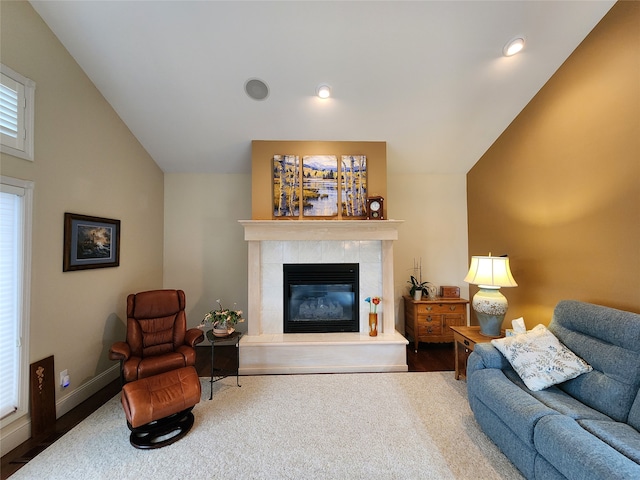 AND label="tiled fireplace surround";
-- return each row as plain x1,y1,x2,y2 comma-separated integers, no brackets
238,220,408,374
